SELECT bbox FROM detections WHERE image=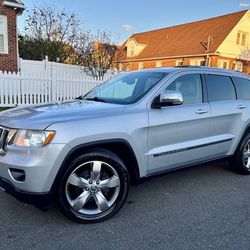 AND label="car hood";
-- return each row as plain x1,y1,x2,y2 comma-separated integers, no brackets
0,100,126,130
